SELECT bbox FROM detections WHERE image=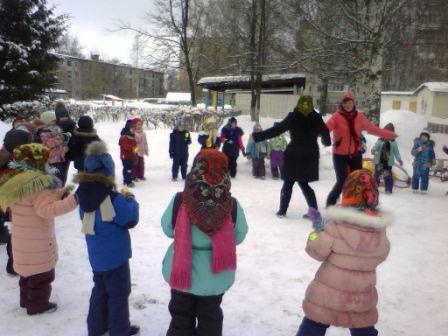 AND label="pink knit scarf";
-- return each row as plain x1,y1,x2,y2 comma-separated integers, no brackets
169,202,236,291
